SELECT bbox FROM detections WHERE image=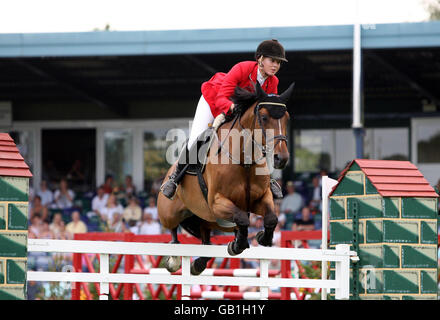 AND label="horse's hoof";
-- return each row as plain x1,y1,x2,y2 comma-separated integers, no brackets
227,241,240,256
227,241,244,256
256,231,272,247
190,263,205,276
190,258,208,276
165,256,181,273
190,264,201,275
